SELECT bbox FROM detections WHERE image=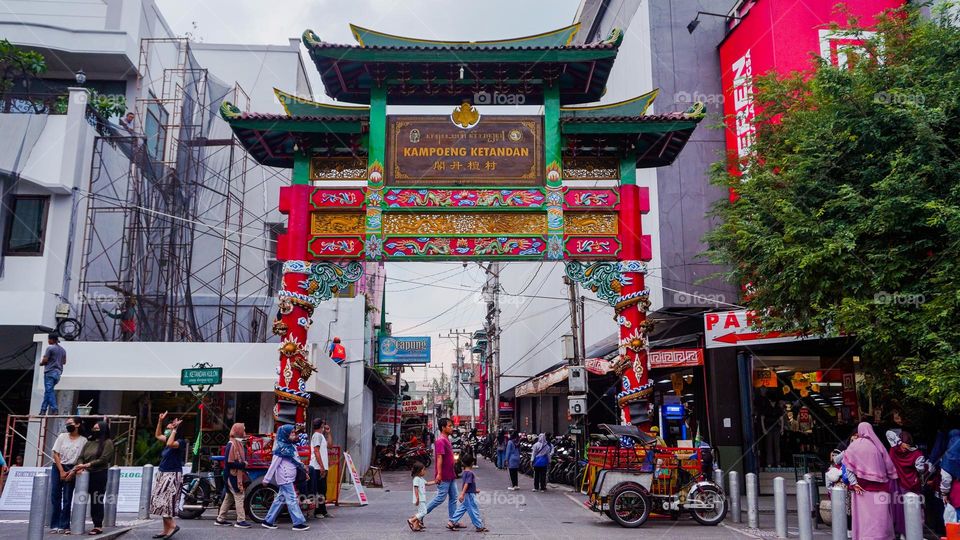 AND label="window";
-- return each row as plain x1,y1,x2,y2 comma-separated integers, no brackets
144,97,168,161
4,195,49,255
